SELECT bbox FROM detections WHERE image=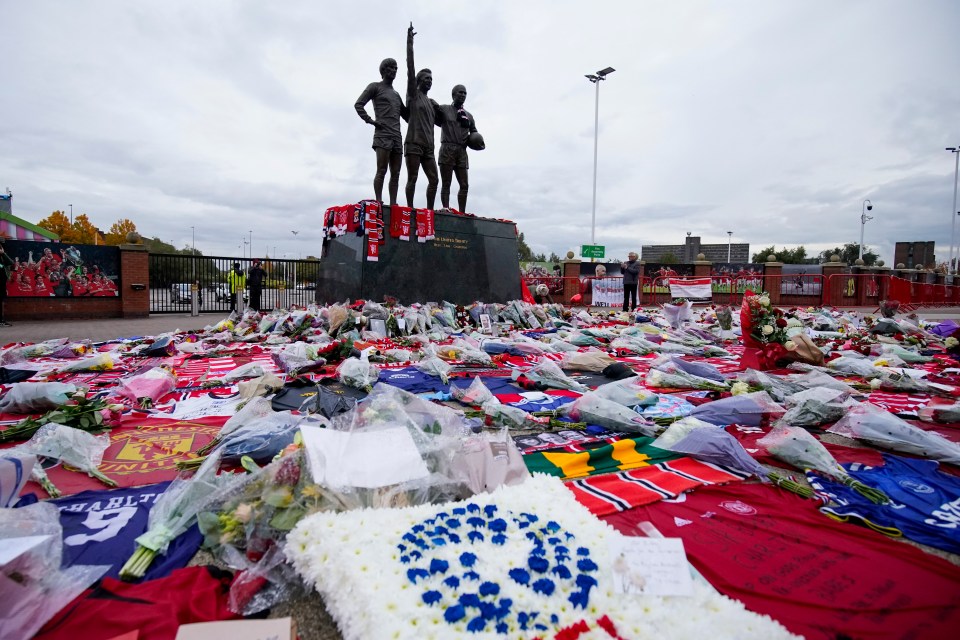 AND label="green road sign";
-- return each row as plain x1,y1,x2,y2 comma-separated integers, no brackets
581,244,605,259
